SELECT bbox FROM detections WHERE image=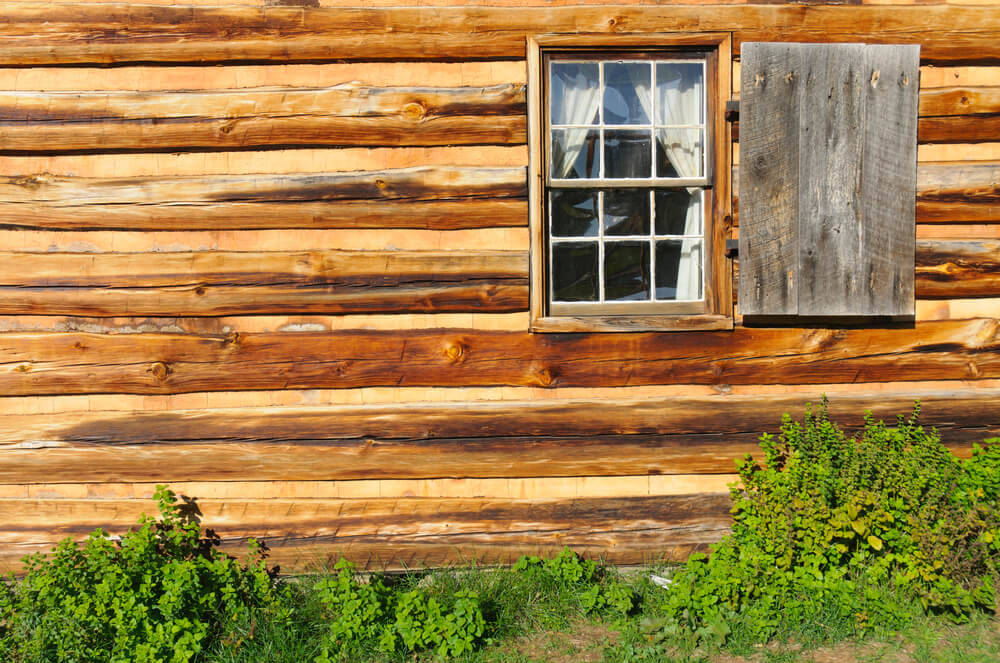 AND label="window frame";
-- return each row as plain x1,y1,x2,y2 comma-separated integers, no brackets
528,33,733,333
